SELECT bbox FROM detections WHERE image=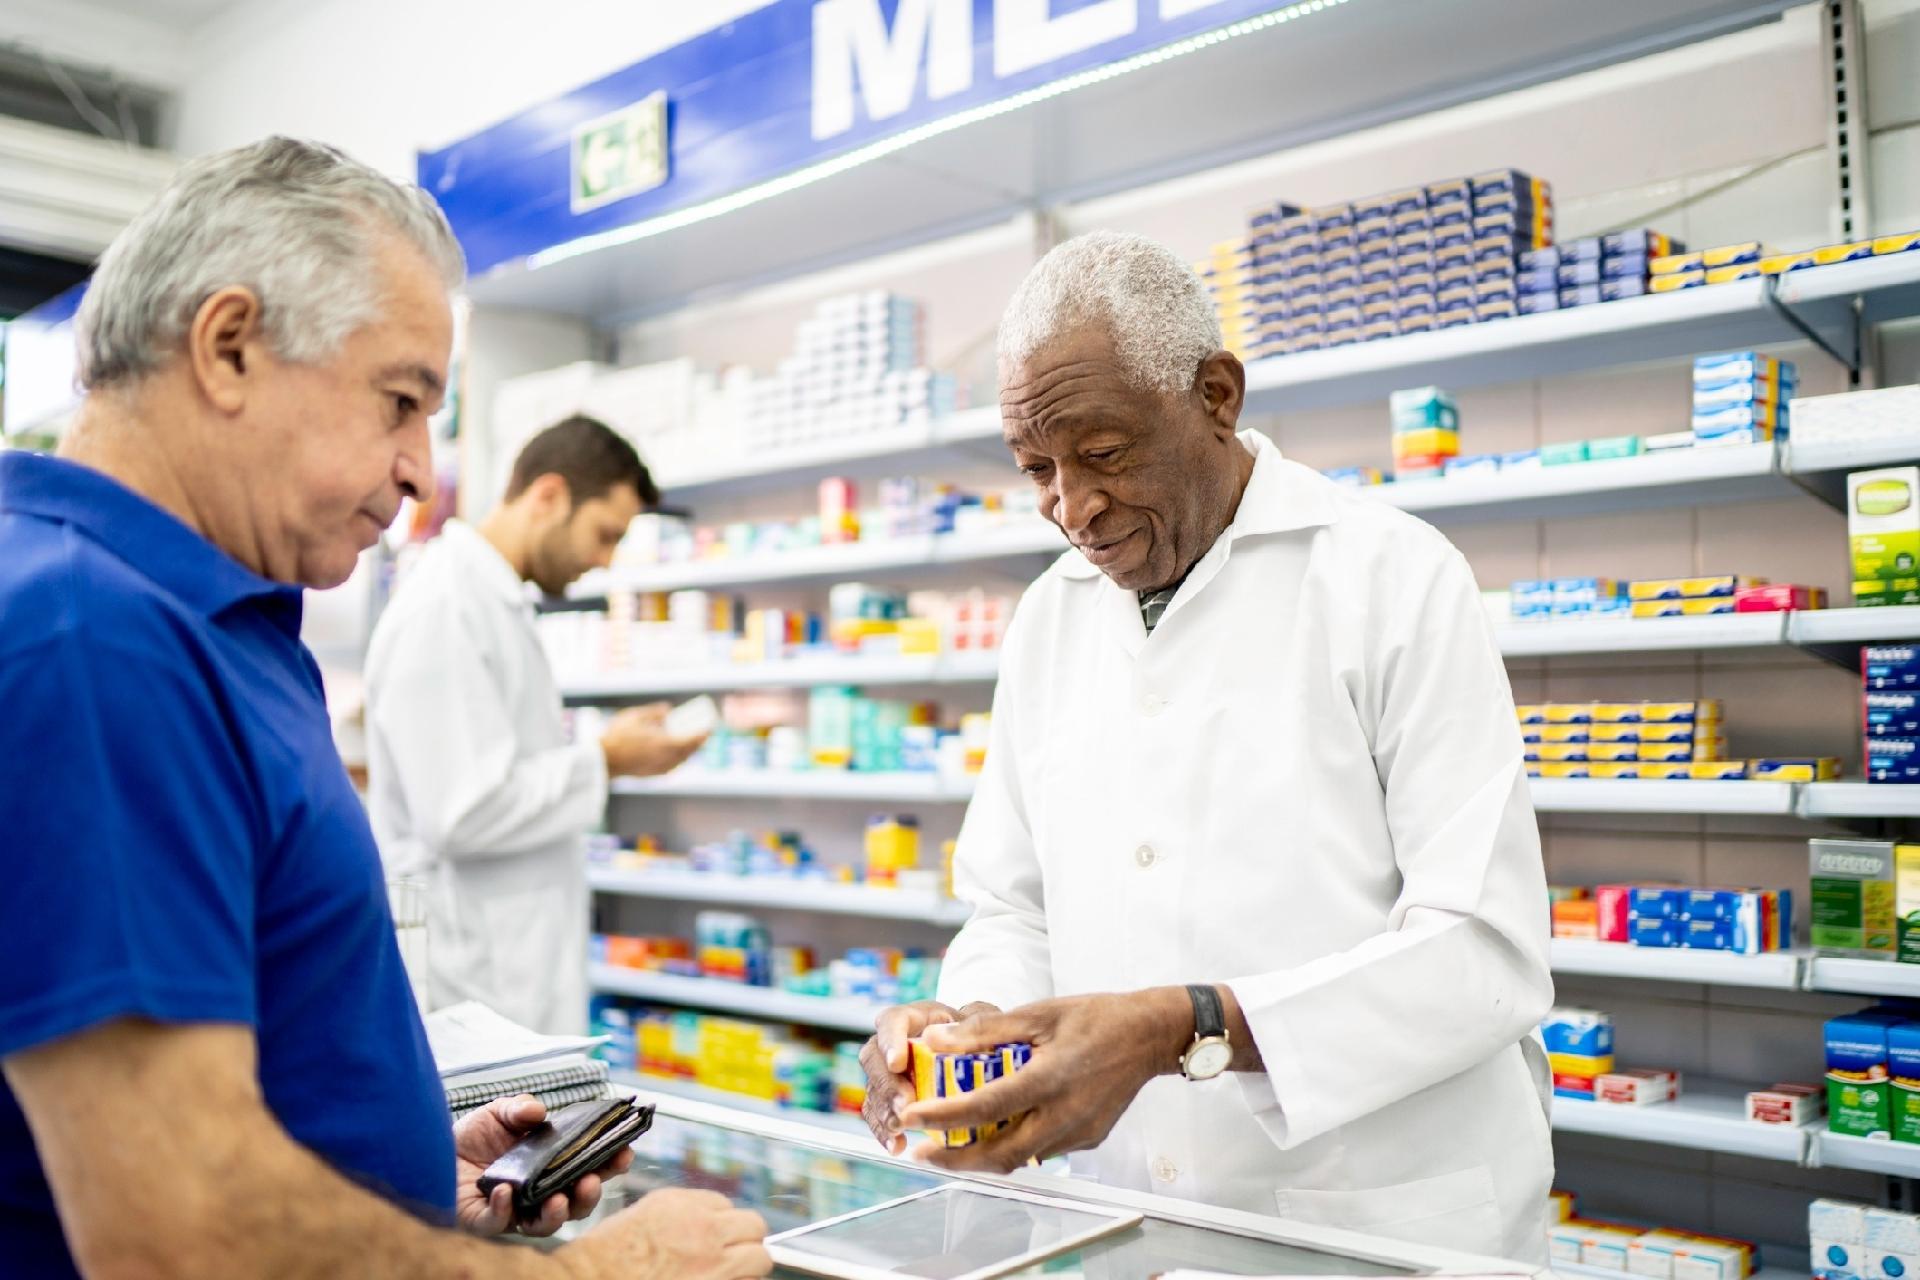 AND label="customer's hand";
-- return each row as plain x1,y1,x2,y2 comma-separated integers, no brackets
453,1094,635,1237
895,990,1189,1174
859,1000,1001,1155
560,1188,771,1280
601,703,708,777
